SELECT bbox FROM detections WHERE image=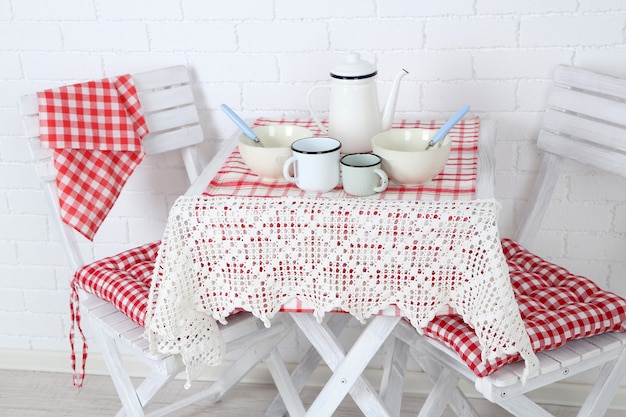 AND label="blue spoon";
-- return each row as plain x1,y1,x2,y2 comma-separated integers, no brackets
425,105,470,150
220,104,265,147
